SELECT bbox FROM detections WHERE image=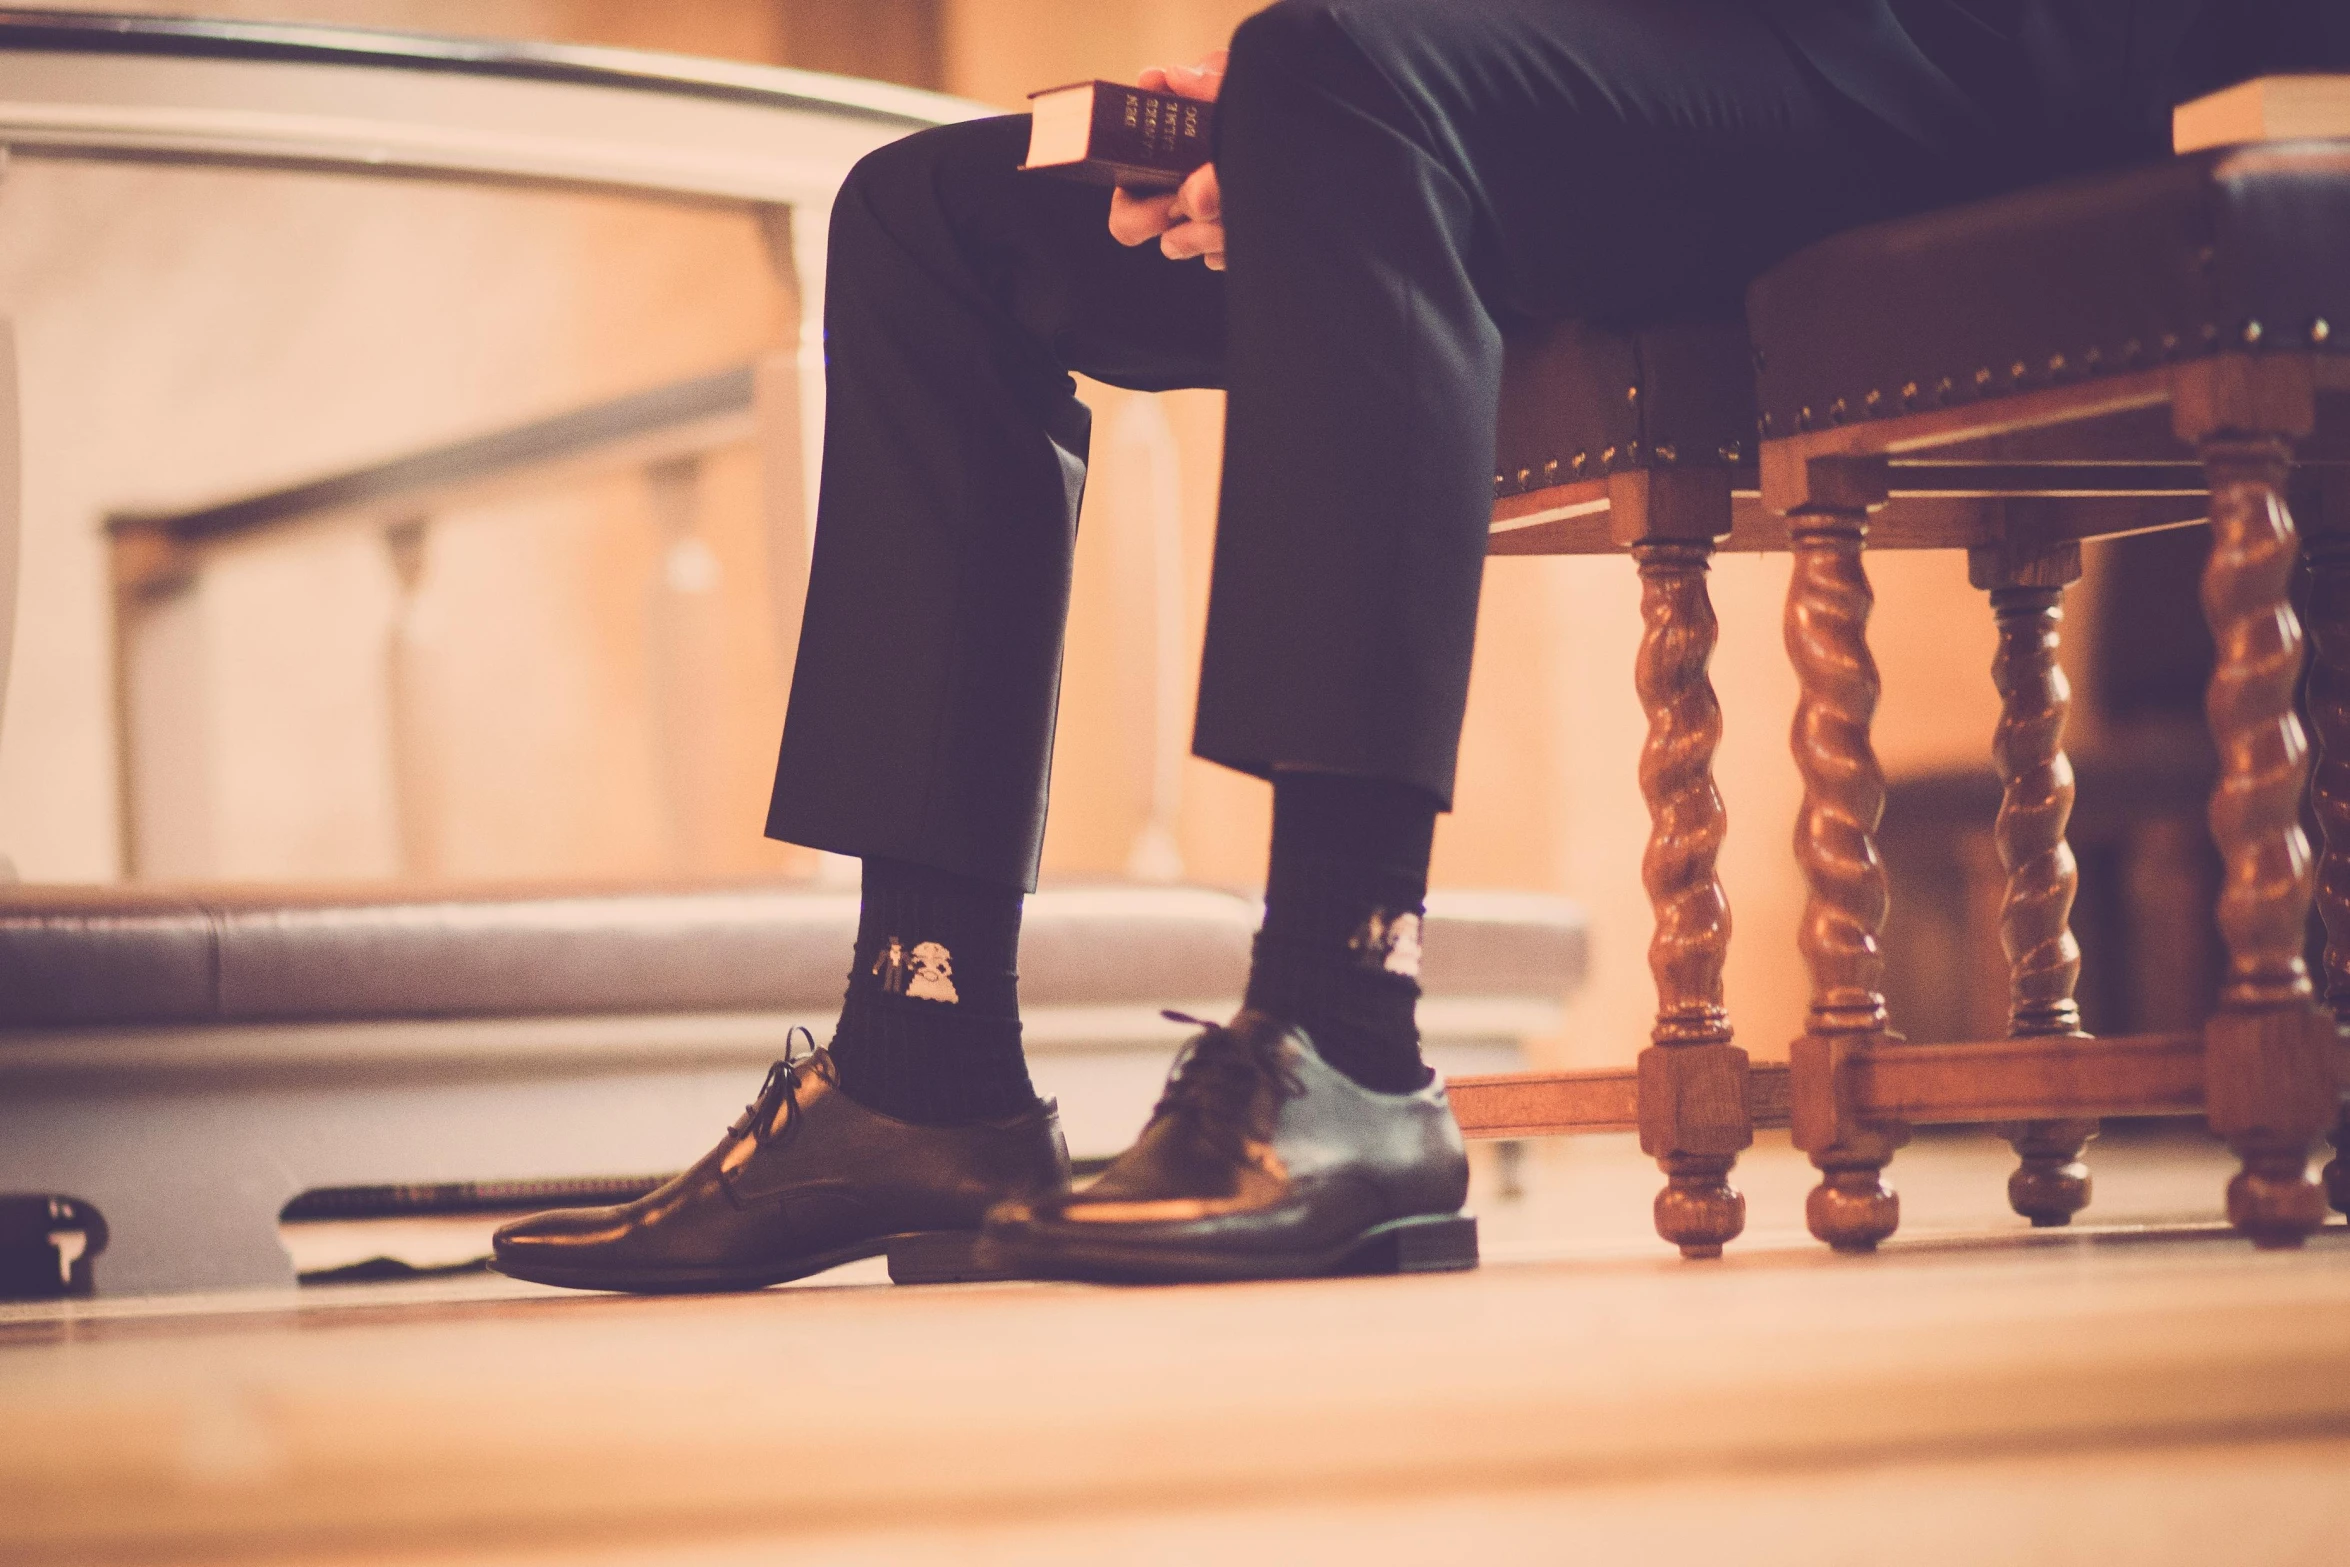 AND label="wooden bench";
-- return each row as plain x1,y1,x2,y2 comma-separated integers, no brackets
1455,139,2350,1257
